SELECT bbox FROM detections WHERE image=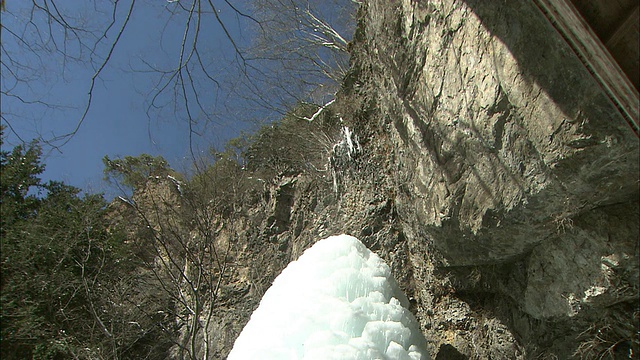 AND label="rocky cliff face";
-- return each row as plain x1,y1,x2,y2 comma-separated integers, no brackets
147,1,639,358
347,1,638,356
